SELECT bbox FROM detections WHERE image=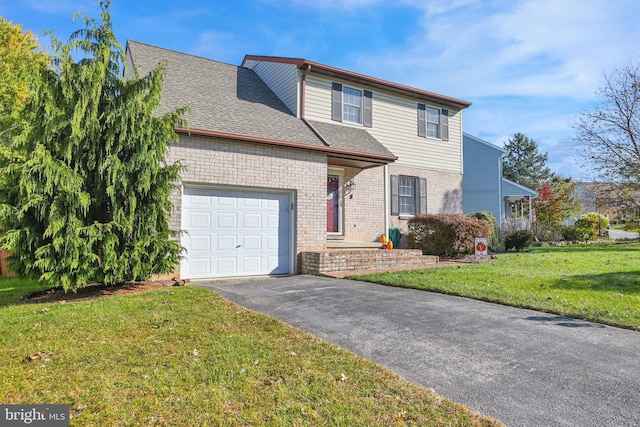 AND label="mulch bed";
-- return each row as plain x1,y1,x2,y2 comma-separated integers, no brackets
23,279,188,304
